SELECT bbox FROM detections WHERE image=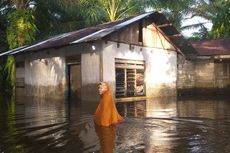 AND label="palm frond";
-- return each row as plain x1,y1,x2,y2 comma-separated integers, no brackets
181,22,210,30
